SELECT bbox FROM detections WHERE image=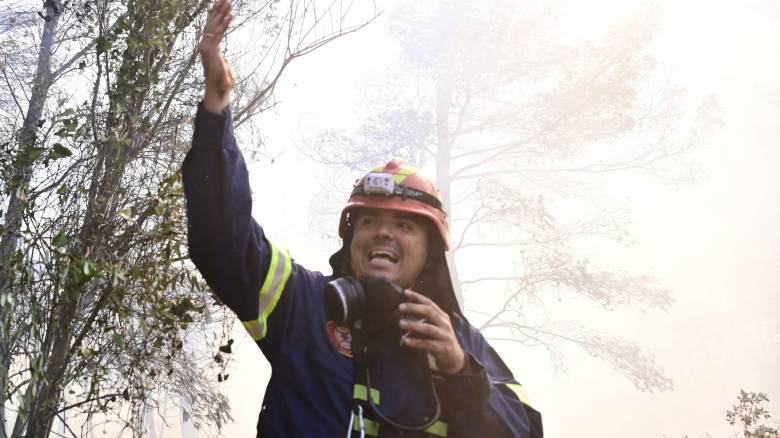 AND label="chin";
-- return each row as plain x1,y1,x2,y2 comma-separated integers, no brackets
363,270,398,282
